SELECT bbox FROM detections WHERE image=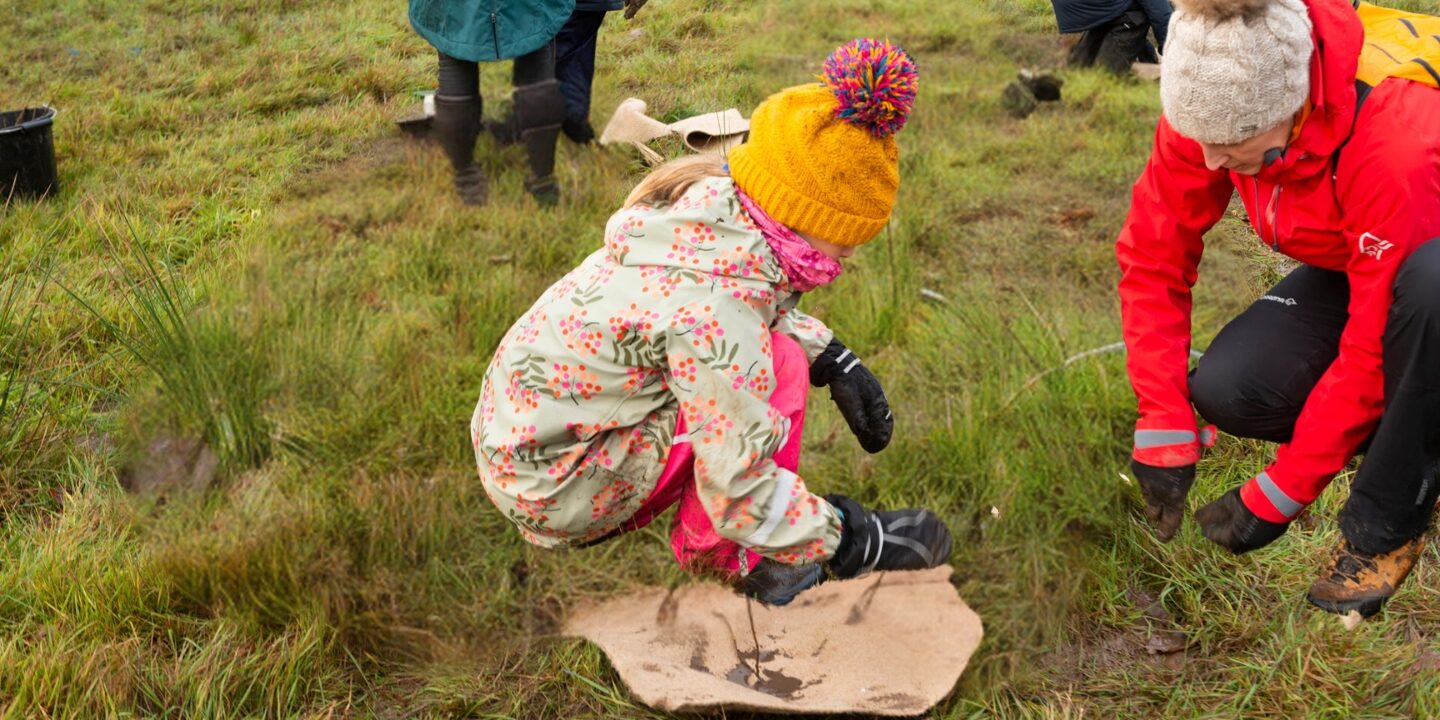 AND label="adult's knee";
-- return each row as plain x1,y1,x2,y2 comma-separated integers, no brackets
1188,363,1244,435
1393,238,1440,318
1189,360,1300,443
